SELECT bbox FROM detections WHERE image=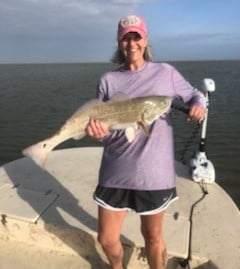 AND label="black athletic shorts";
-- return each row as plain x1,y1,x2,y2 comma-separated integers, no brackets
93,185,178,215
